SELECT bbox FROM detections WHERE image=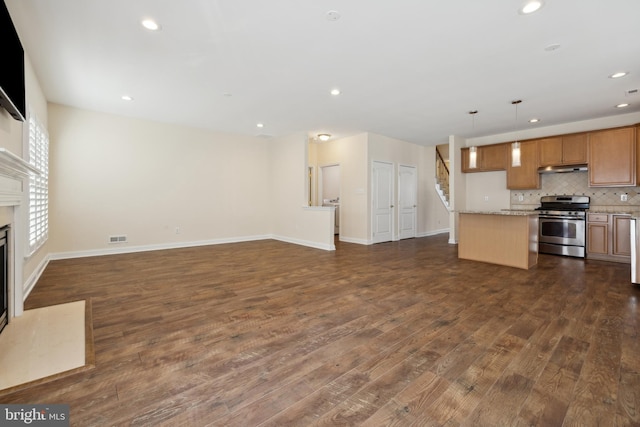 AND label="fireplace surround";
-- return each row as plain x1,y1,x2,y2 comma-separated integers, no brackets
0,148,40,327
0,226,7,334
